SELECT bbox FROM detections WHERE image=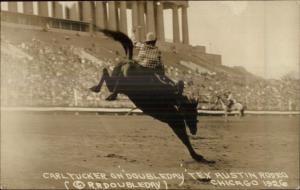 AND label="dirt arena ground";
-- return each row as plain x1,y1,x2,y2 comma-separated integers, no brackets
1,112,299,189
